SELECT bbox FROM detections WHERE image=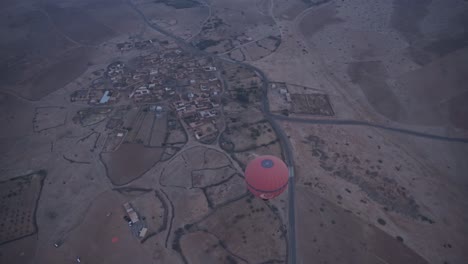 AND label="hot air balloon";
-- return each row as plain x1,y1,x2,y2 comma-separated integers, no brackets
244,155,289,199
